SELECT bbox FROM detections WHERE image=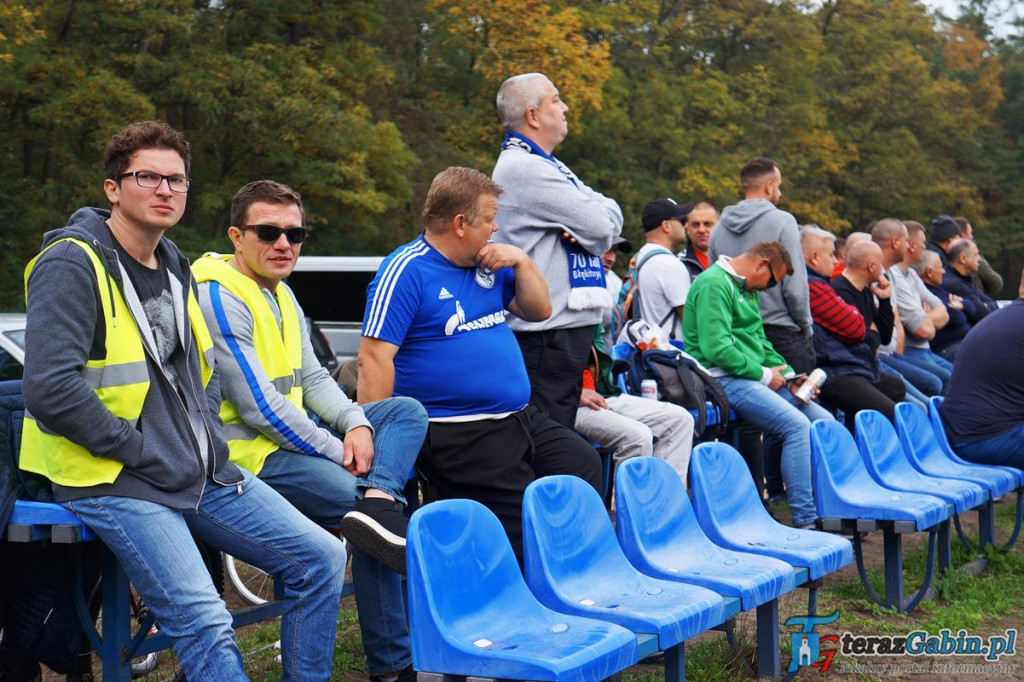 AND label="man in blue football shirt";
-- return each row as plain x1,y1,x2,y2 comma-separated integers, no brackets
358,166,602,559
